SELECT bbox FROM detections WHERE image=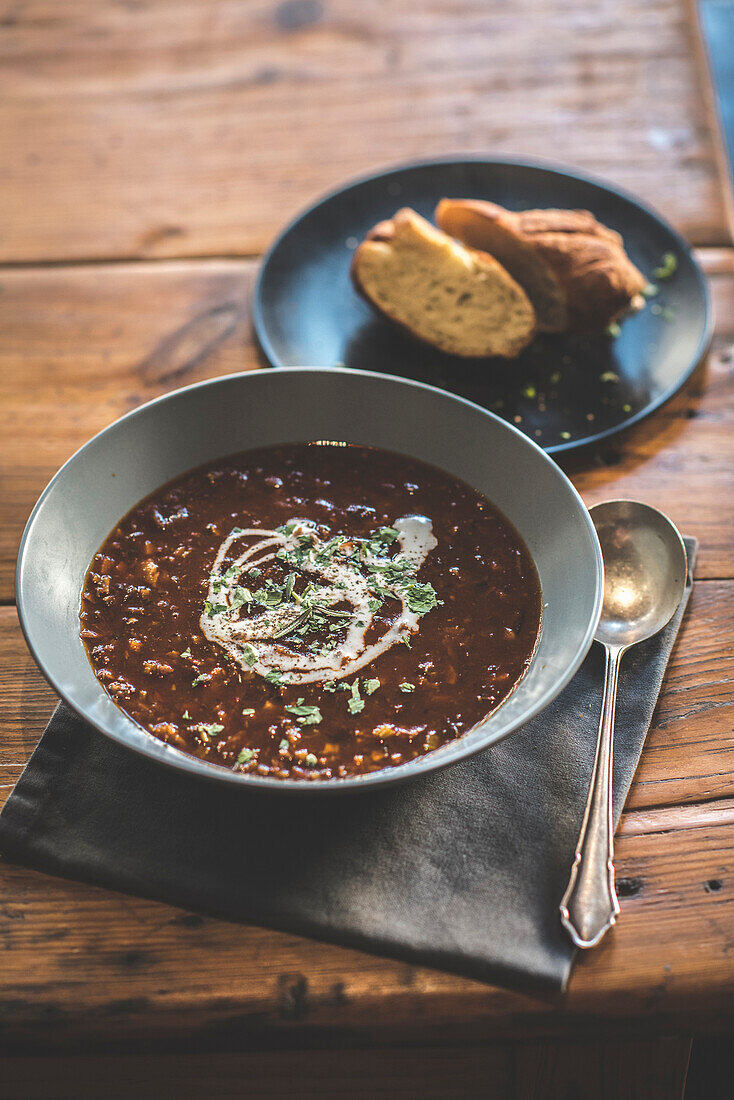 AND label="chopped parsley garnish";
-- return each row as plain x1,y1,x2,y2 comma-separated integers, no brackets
399,682,415,693
347,680,364,715
237,748,256,765
253,585,283,609
204,600,228,618
367,598,382,613
242,643,258,667
242,708,255,716
265,669,289,686
653,252,677,280
248,566,261,578
191,672,208,687
279,738,289,752
363,678,380,695
192,722,224,739
182,710,191,719
402,635,411,648
285,698,323,725
304,753,318,767
180,646,192,659
323,681,337,693
404,582,440,614
229,586,252,611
